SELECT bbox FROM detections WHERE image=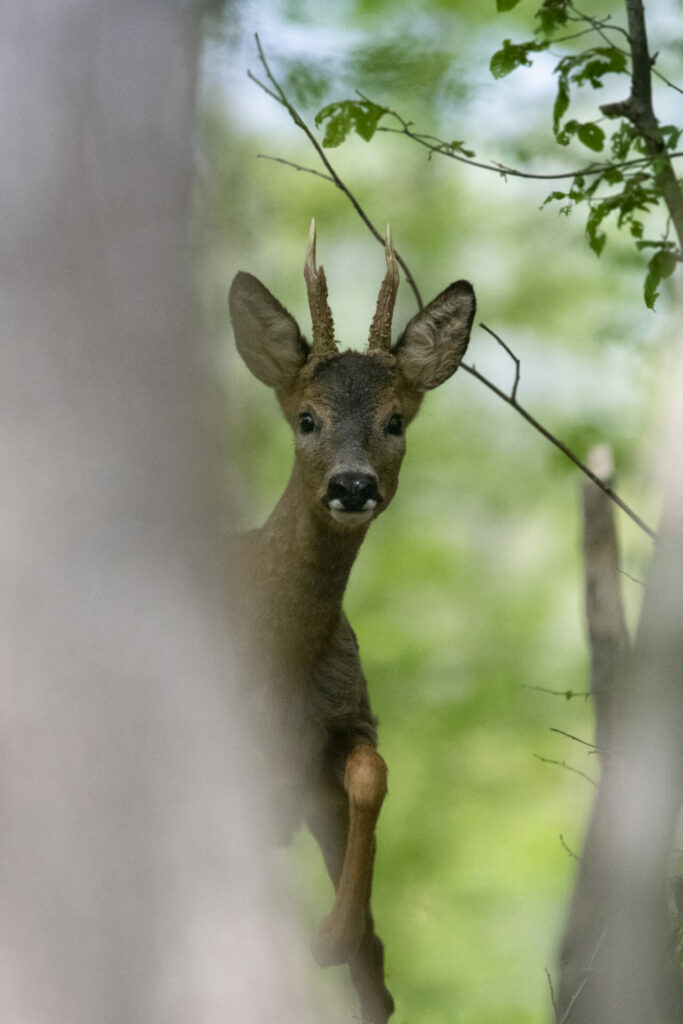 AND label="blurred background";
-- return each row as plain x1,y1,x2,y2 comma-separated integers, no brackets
195,1,679,1021
3,2,679,1022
